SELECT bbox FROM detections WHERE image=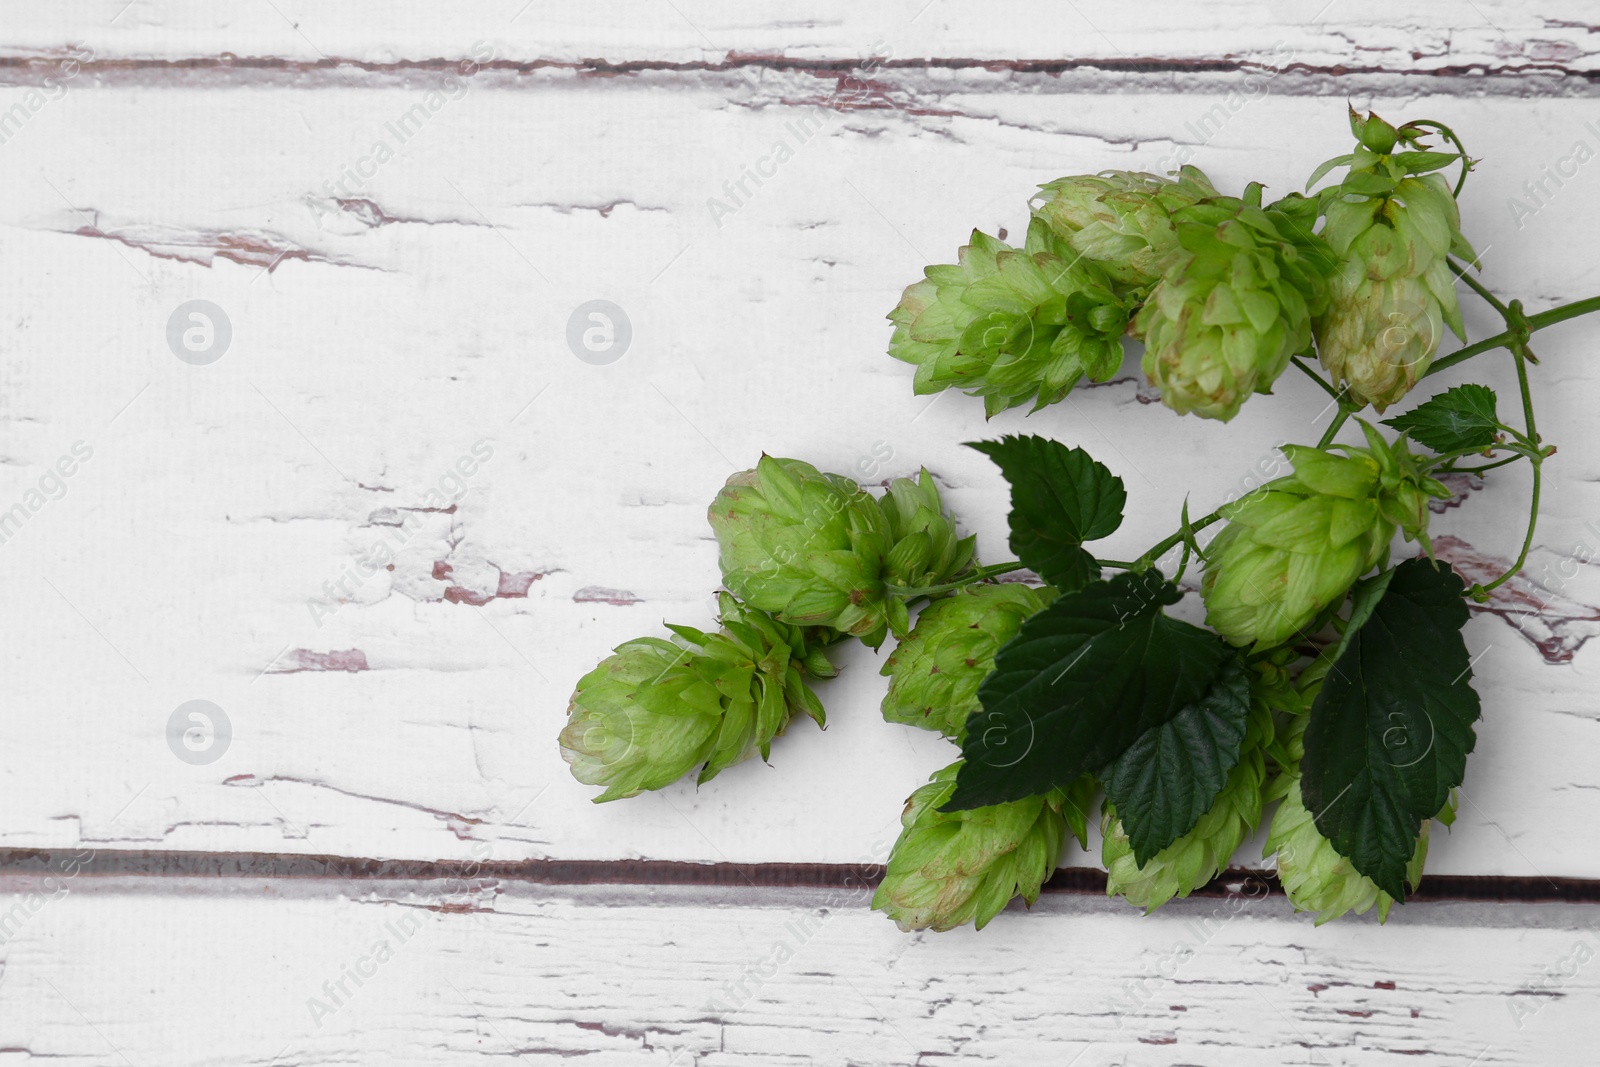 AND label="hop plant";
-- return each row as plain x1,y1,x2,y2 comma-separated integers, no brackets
1200,422,1450,649
1032,166,1221,290
1135,189,1334,421
1101,661,1292,911
873,761,1092,932
559,593,835,802
880,582,1053,741
887,218,1131,417
709,457,970,647
566,109,1579,937
1311,109,1477,410
1264,706,1455,924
